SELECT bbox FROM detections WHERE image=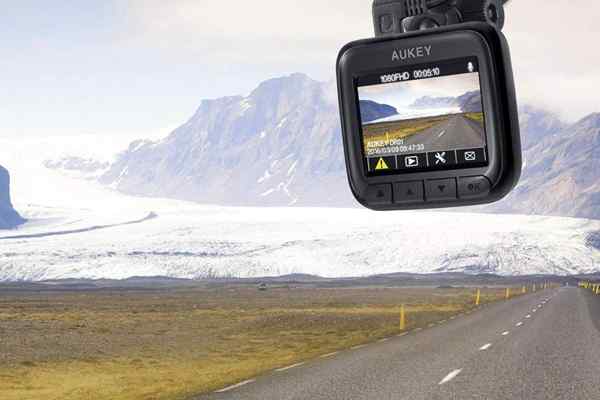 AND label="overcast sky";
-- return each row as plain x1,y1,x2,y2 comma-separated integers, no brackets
1,0,599,139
